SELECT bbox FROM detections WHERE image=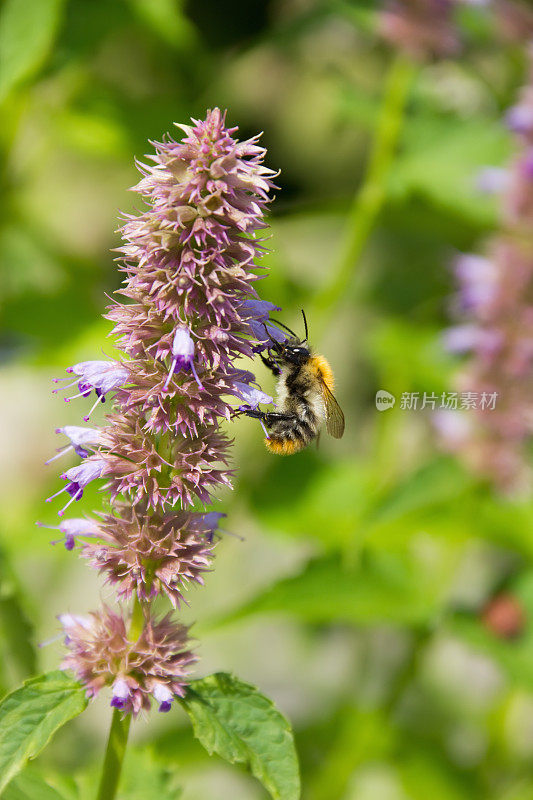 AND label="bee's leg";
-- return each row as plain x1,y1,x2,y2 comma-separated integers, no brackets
242,409,294,424
259,352,281,377
240,407,271,438
241,408,296,439
241,408,265,420
263,412,296,424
